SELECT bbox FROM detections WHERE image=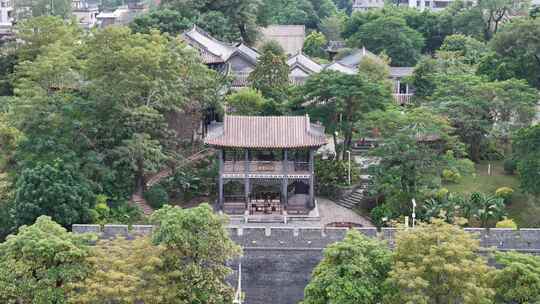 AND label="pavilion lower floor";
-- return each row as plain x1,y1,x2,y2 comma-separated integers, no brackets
220,178,314,216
